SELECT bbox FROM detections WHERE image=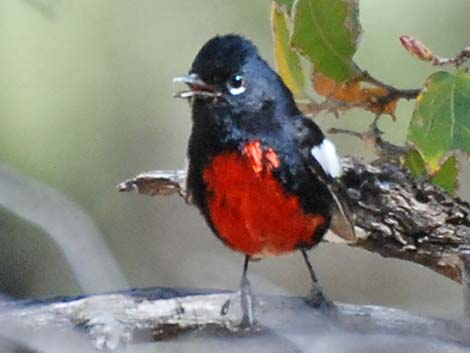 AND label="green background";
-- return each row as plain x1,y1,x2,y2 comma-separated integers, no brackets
0,0,469,319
